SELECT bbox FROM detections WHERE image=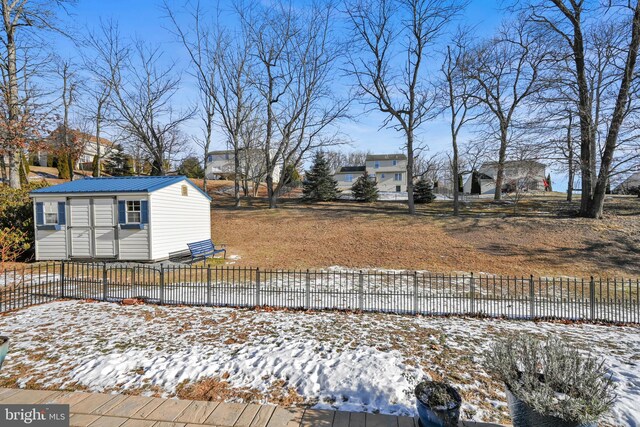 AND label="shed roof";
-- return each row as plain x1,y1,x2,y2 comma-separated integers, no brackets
30,176,211,200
